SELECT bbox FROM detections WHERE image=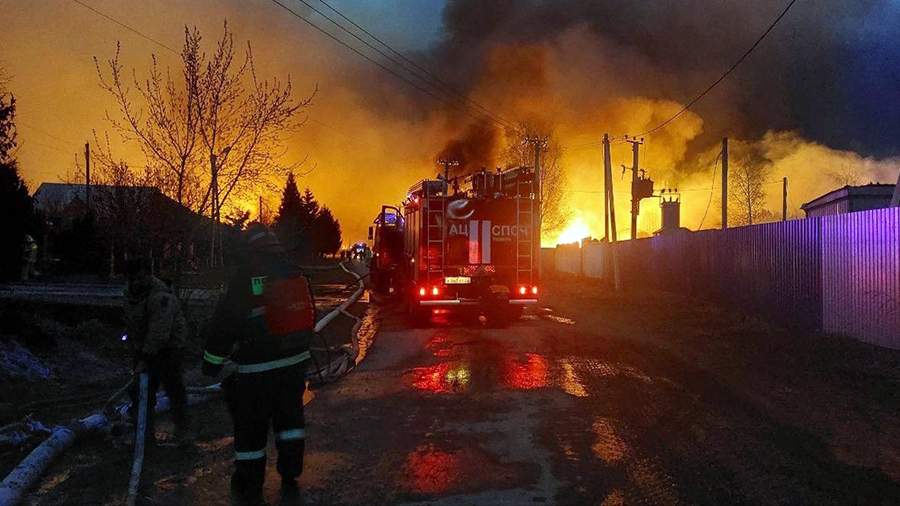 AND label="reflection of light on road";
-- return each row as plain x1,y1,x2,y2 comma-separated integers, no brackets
558,359,588,397
592,417,627,464
405,444,462,494
426,333,453,358
601,488,625,506
409,362,470,393
543,314,576,325
503,353,548,390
